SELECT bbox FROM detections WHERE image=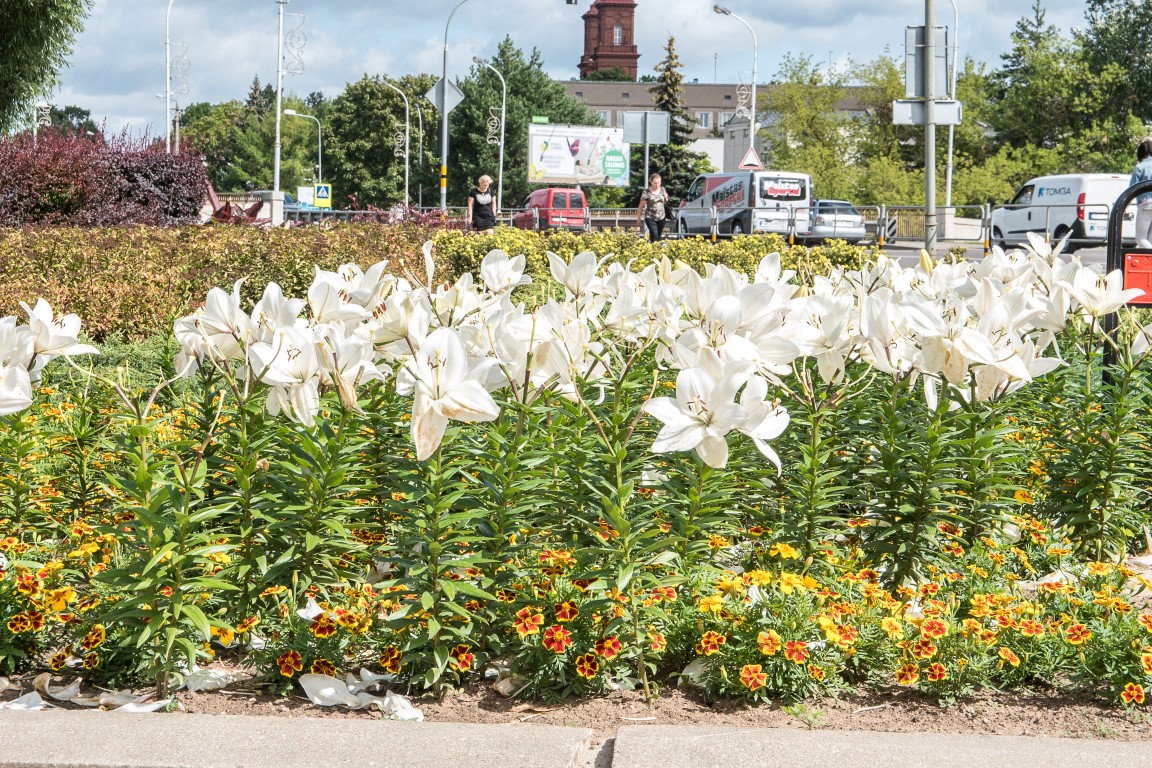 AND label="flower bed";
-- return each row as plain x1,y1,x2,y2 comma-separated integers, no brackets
0,236,1150,711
